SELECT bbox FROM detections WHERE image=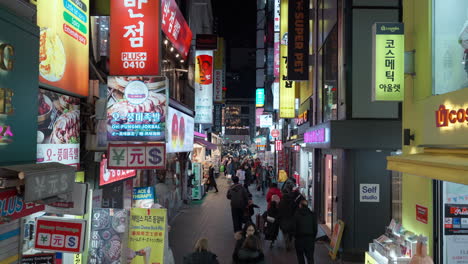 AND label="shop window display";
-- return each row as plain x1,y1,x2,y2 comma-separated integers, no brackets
433,0,468,95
